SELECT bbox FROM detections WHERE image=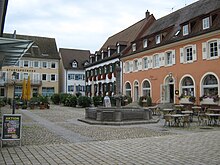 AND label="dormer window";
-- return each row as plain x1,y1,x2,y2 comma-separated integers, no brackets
203,17,210,30
117,44,120,54
132,43,136,52
72,61,77,68
143,39,148,48
155,35,161,44
183,24,189,36
108,48,111,57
